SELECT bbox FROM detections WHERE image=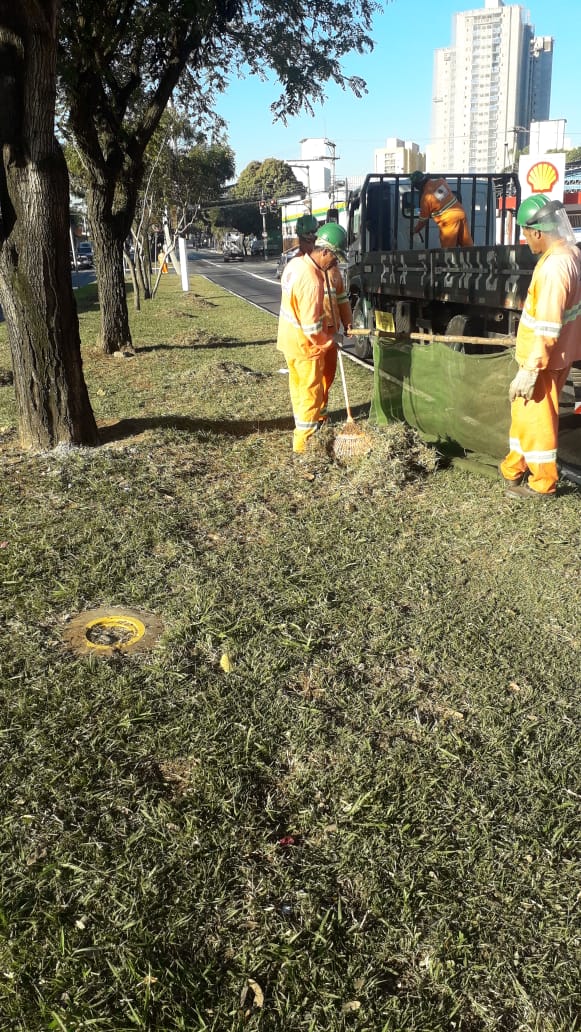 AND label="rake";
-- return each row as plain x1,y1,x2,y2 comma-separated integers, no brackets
333,347,373,460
